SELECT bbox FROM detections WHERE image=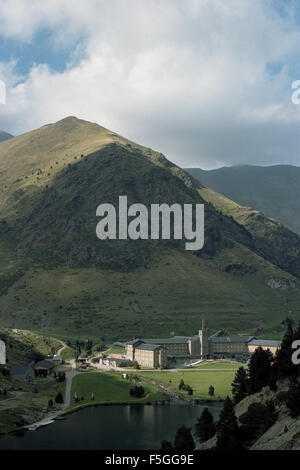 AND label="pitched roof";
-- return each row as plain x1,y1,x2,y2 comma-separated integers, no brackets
136,343,161,351
126,339,142,345
11,365,29,375
248,339,281,347
210,336,254,344
34,360,54,369
141,337,190,345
